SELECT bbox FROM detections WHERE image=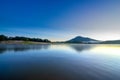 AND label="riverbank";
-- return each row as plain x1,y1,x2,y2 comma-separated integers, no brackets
0,40,50,45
